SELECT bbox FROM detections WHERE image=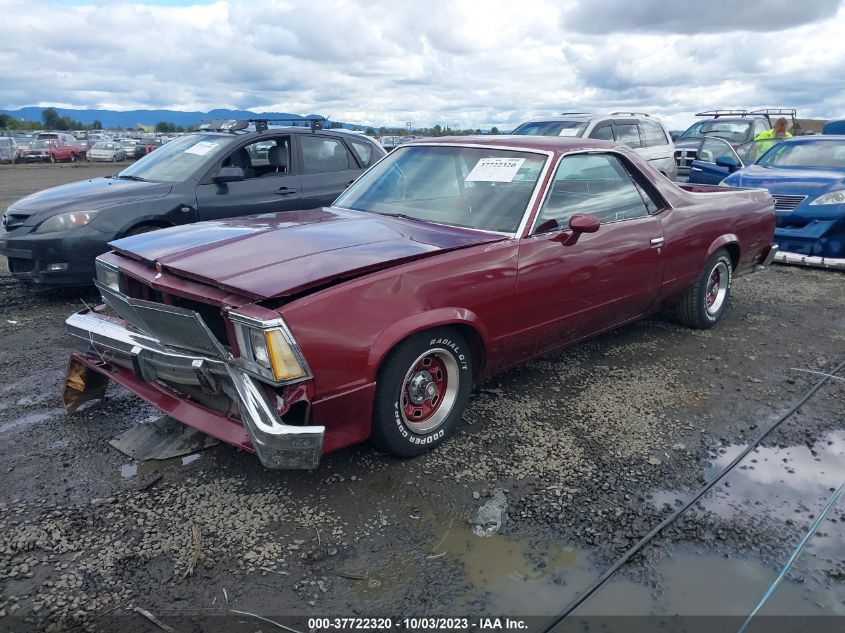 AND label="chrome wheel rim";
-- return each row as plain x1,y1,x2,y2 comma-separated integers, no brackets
400,348,459,434
705,261,729,316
